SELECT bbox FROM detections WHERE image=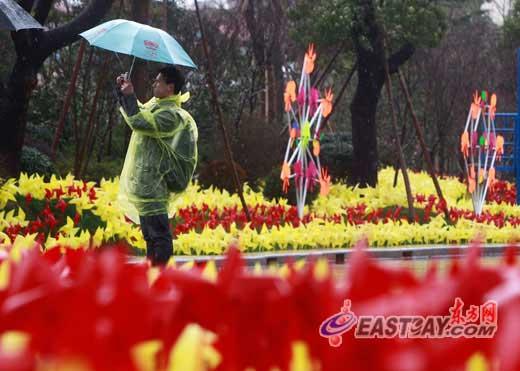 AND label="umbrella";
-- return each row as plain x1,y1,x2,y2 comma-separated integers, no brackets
79,19,196,77
0,0,44,31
